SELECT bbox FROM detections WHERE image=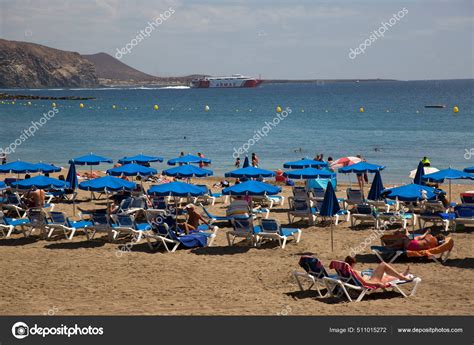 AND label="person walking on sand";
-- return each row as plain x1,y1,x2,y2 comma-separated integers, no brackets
234,157,241,168
251,153,259,167
356,154,367,192
0,152,6,165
